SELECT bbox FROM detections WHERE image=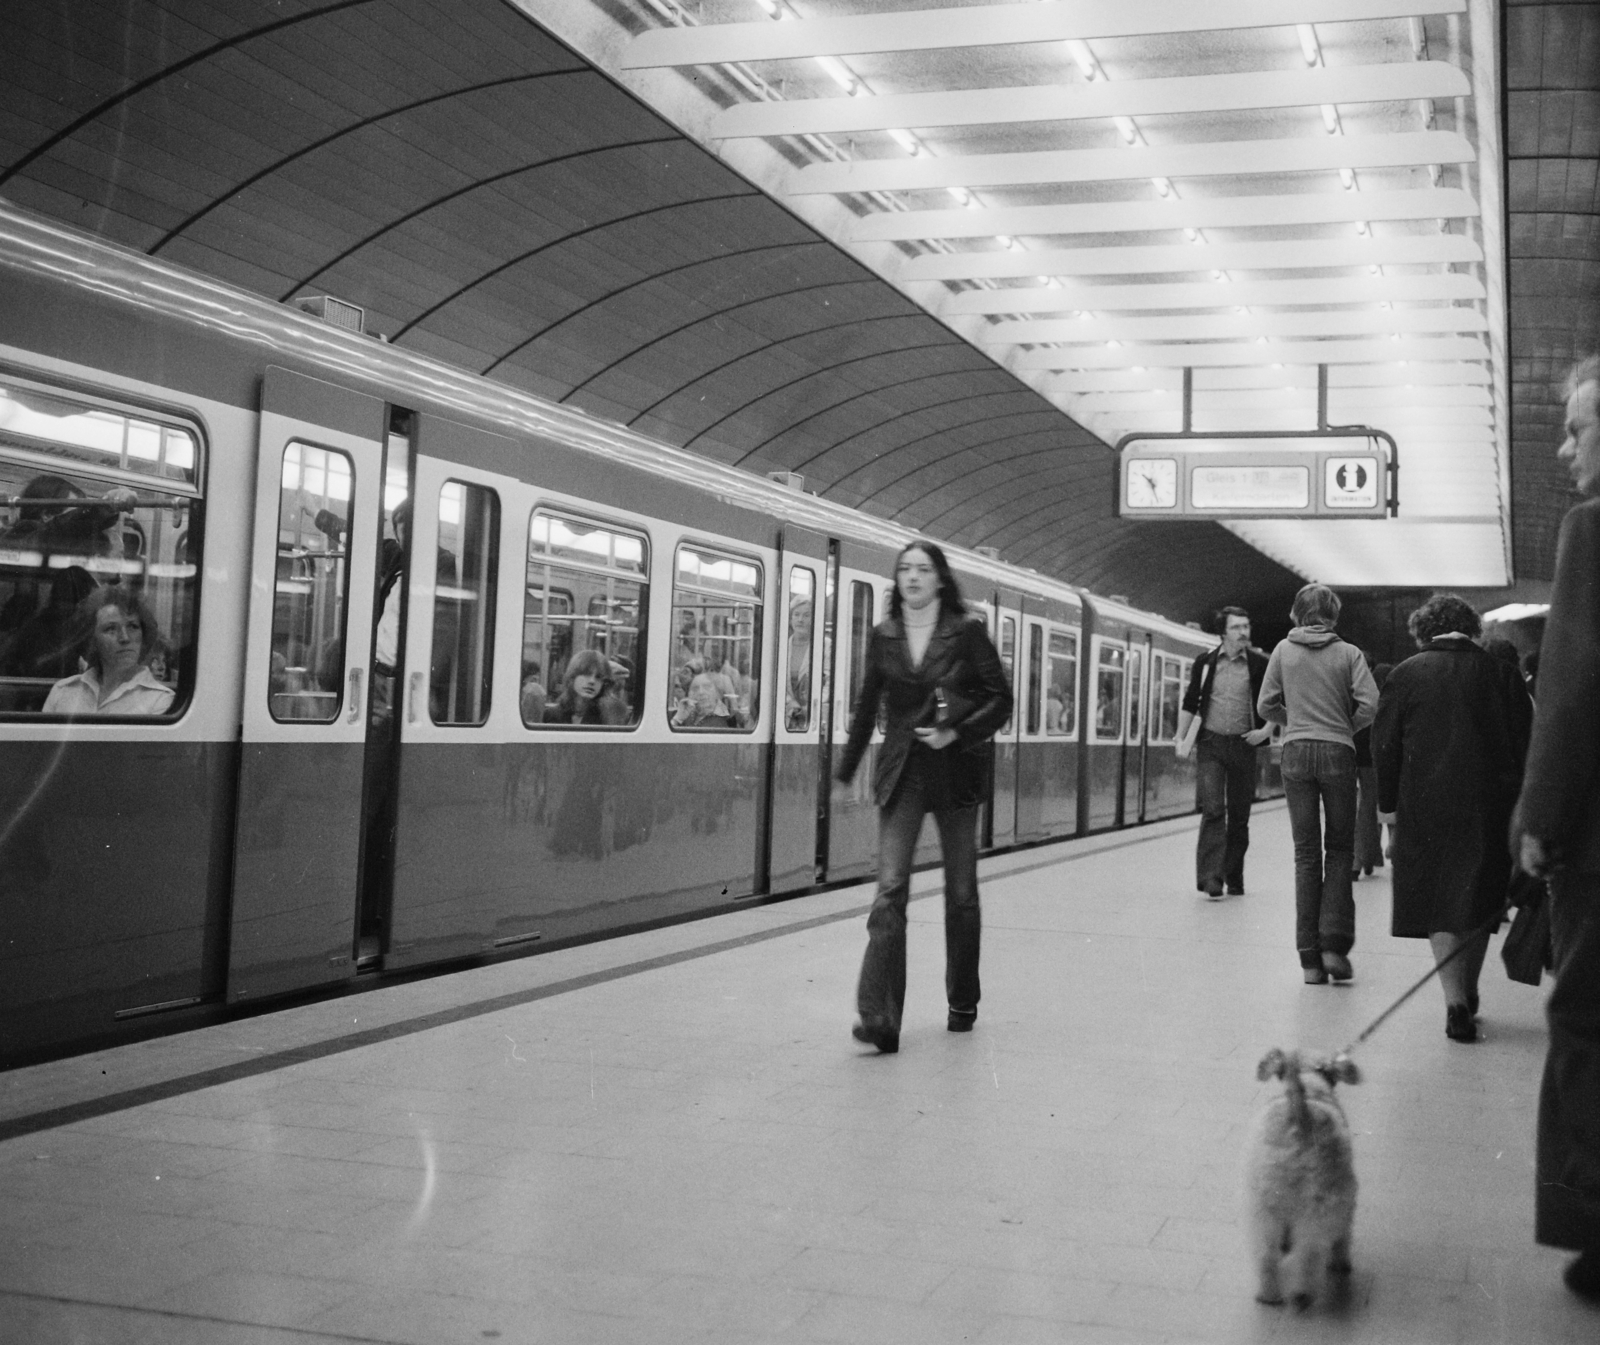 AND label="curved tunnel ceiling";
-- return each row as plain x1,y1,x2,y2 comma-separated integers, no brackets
1506,0,1600,581
2,0,1307,621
